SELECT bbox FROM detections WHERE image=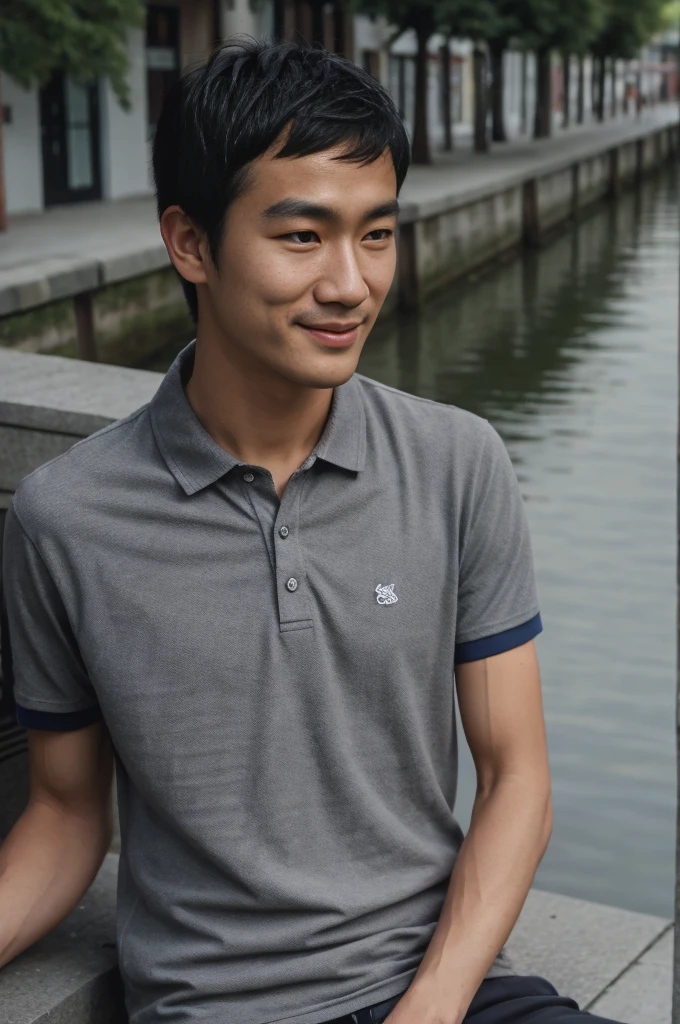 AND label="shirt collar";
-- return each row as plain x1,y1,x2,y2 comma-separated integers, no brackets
149,339,367,496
